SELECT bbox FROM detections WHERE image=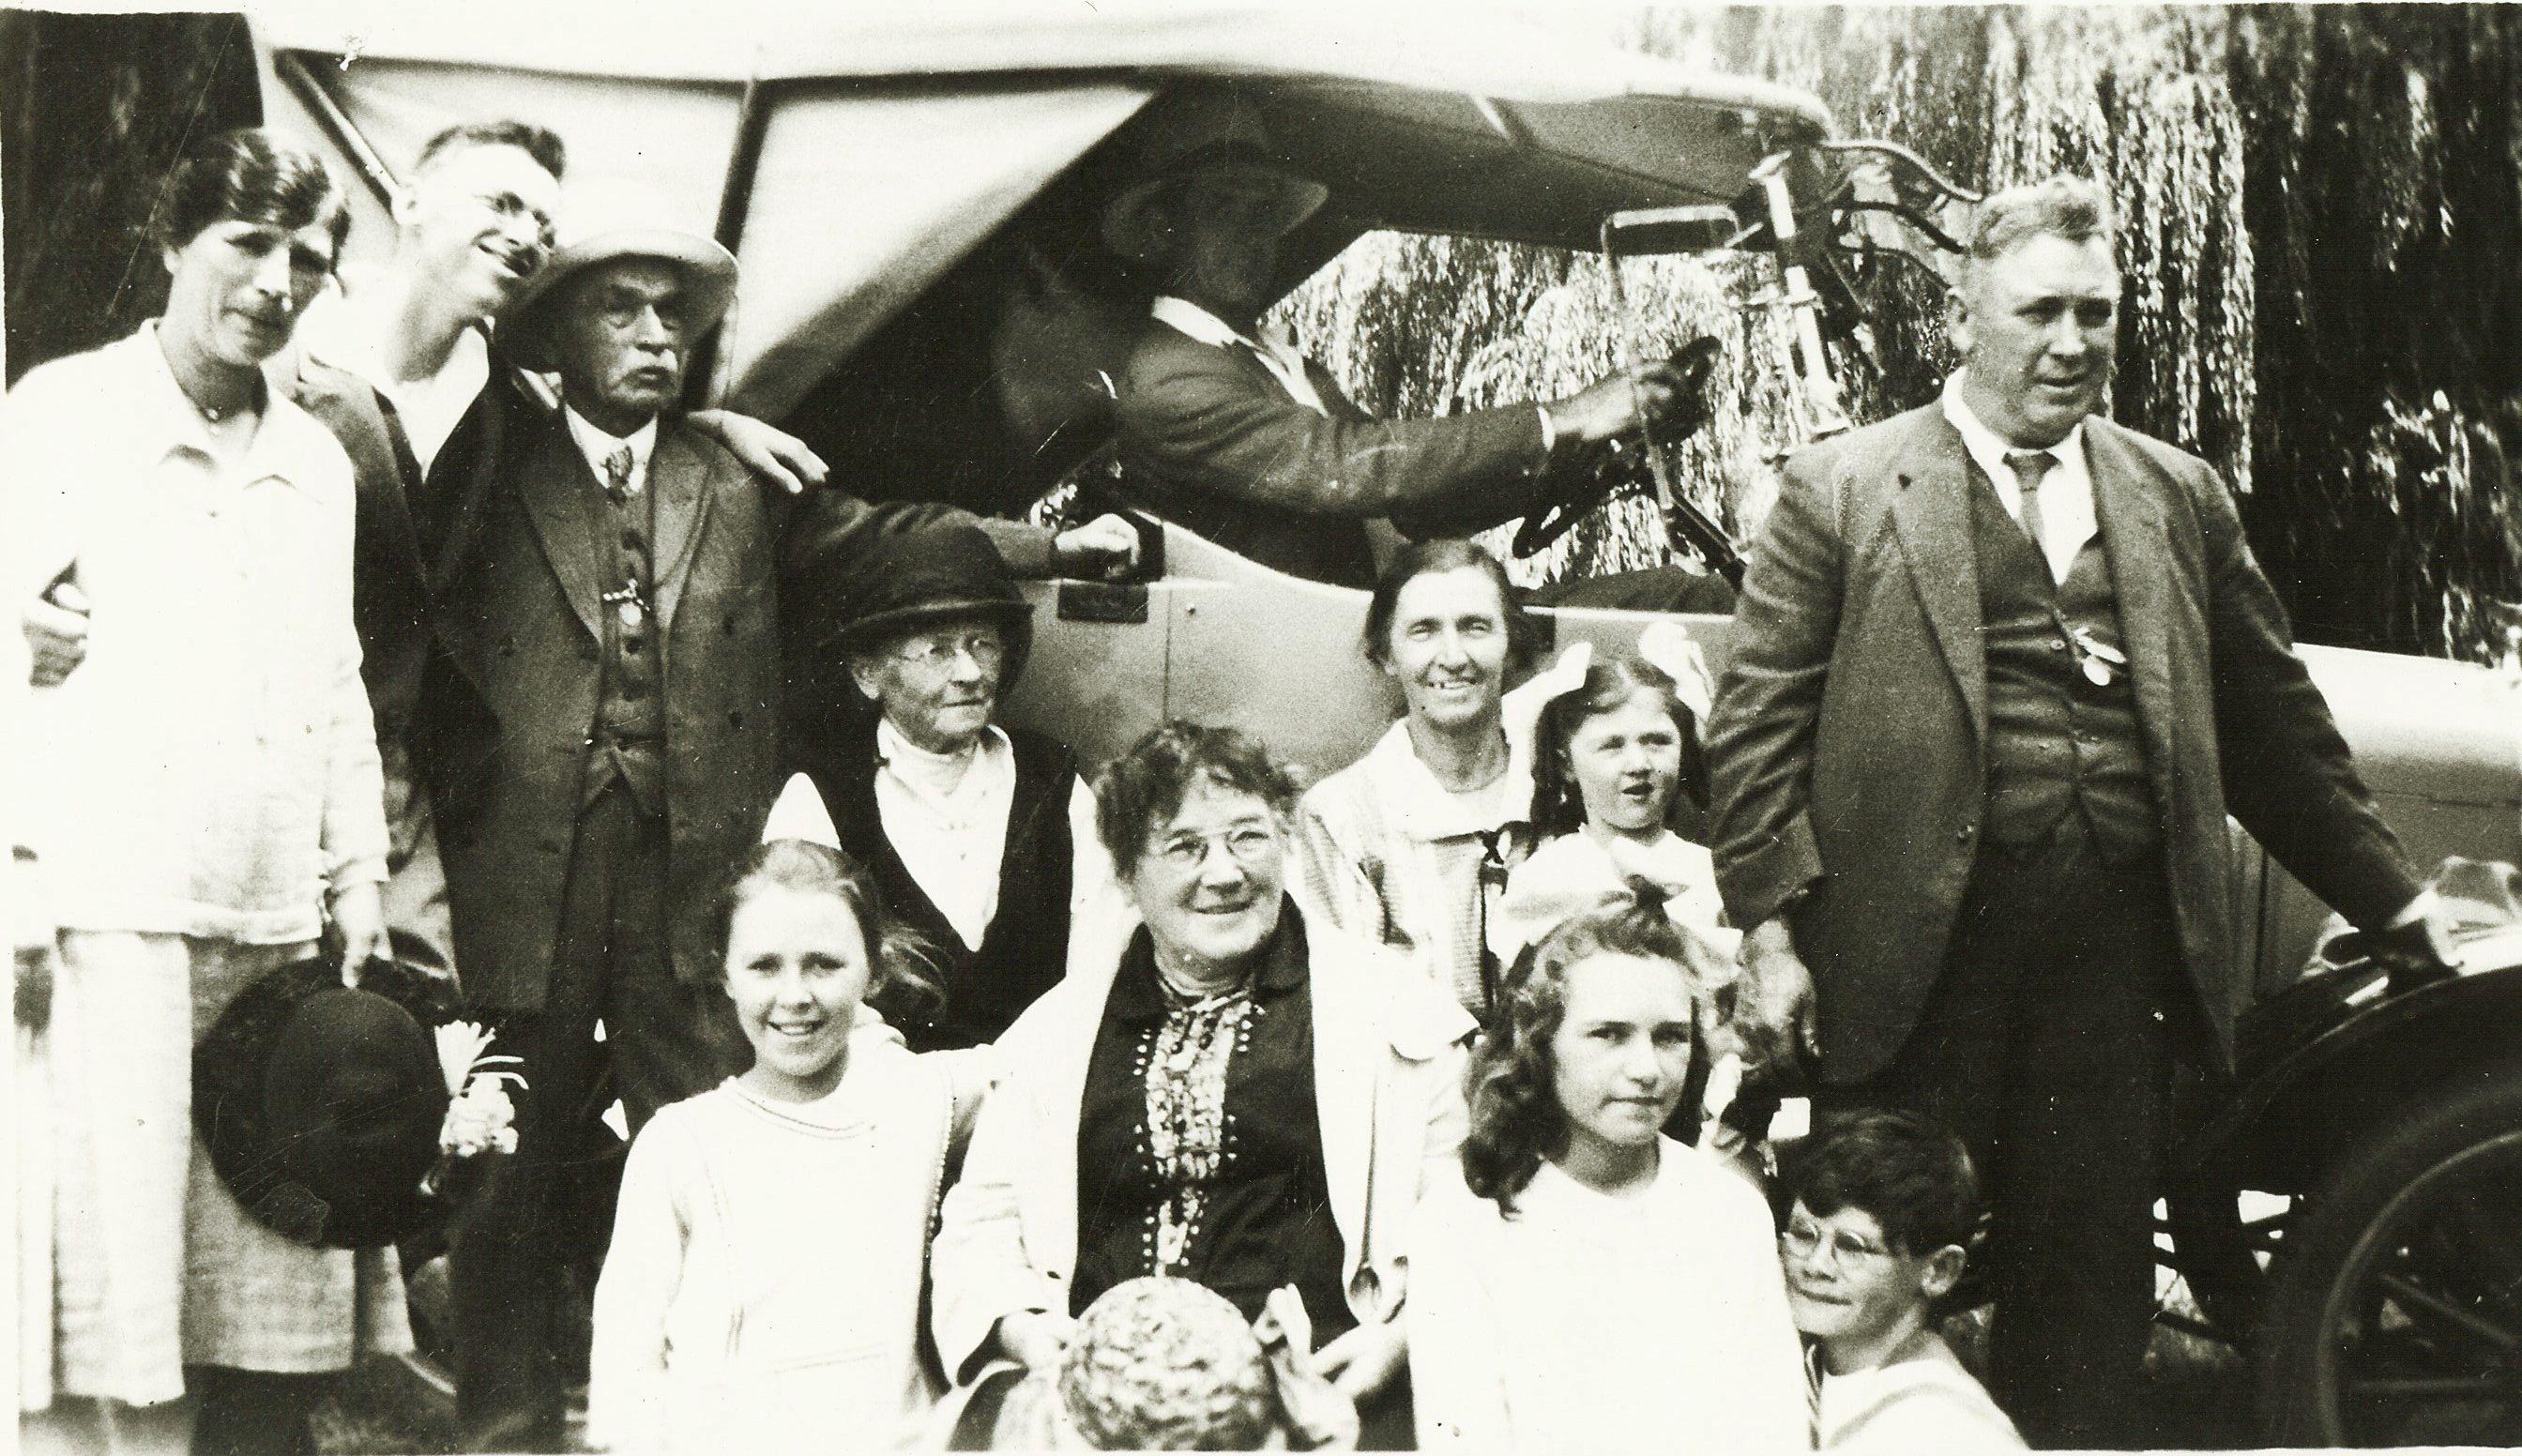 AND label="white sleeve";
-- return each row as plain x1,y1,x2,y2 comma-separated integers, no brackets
1065,777,1129,979
314,448,388,891
1709,1171,1816,1452
1405,1181,1513,1451
588,1115,694,1454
